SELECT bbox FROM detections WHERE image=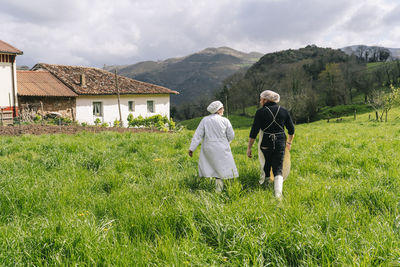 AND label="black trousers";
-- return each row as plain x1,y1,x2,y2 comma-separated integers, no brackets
261,138,285,177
